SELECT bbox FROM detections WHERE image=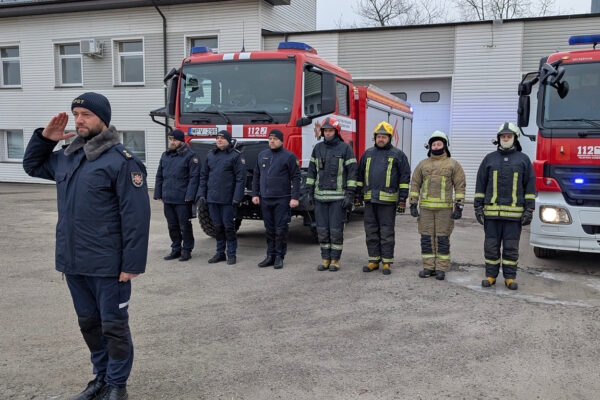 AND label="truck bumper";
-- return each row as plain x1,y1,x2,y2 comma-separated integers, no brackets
530,192,600,253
